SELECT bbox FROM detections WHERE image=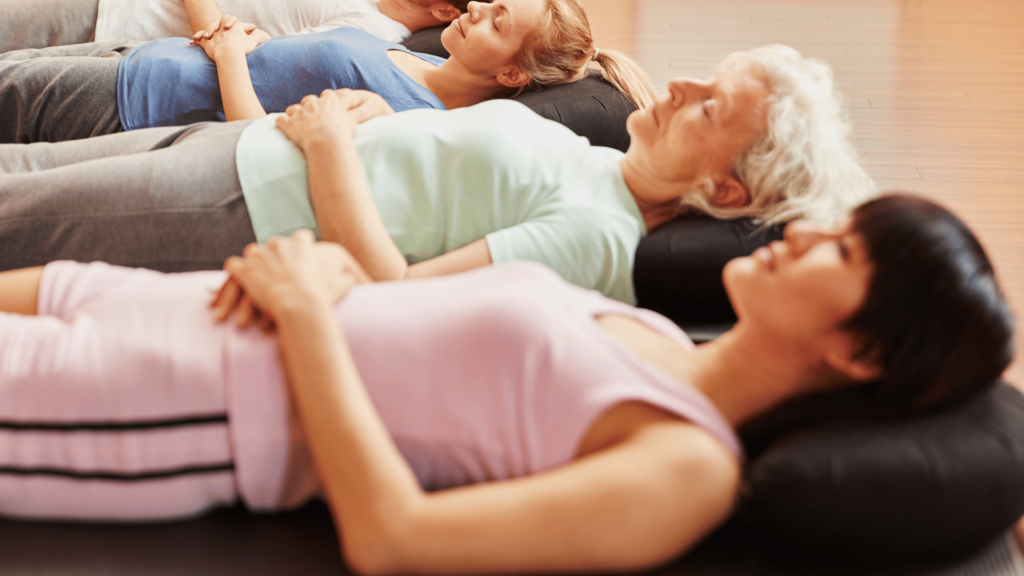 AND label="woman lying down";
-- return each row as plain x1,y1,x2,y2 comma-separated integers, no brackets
0,195,1013,574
